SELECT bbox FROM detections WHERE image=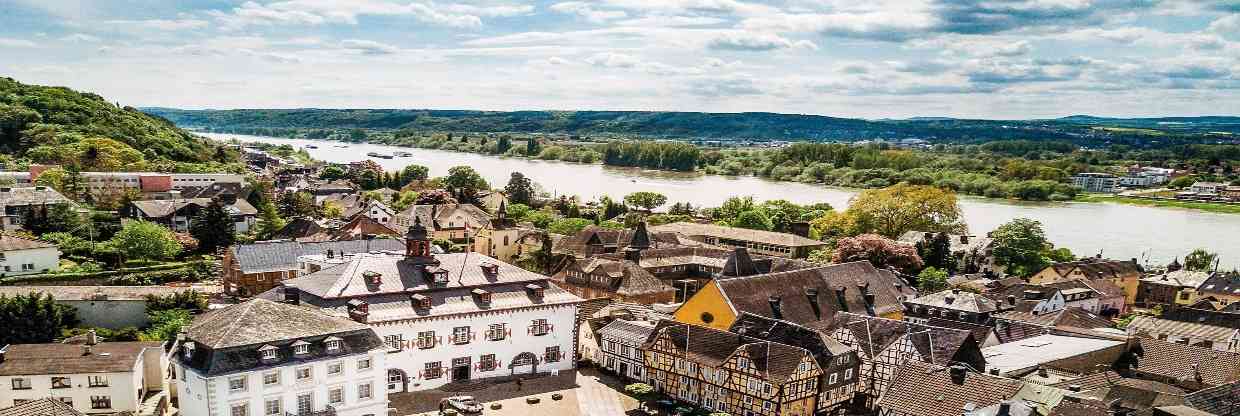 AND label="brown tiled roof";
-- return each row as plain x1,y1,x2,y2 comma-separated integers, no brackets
0,235,55,251
729,312,855,369
130,197,257,218
993,307,1114,330
186,298,371,349
831,312,981,367
327,214,402,240
1048,400,1111,416
650,222,826,247
1049,370,1124,391
1185,379,1240,416
0,398,84,416
271,217,327,240
877,360,1024,416
926,318,995,344
552,225,688,256
1045,259,1143,280
645,321,812,384
1132,338,1240,388
0,342,162,376
714,261,911,328
993,319,1052,344
1127,316,1239,345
